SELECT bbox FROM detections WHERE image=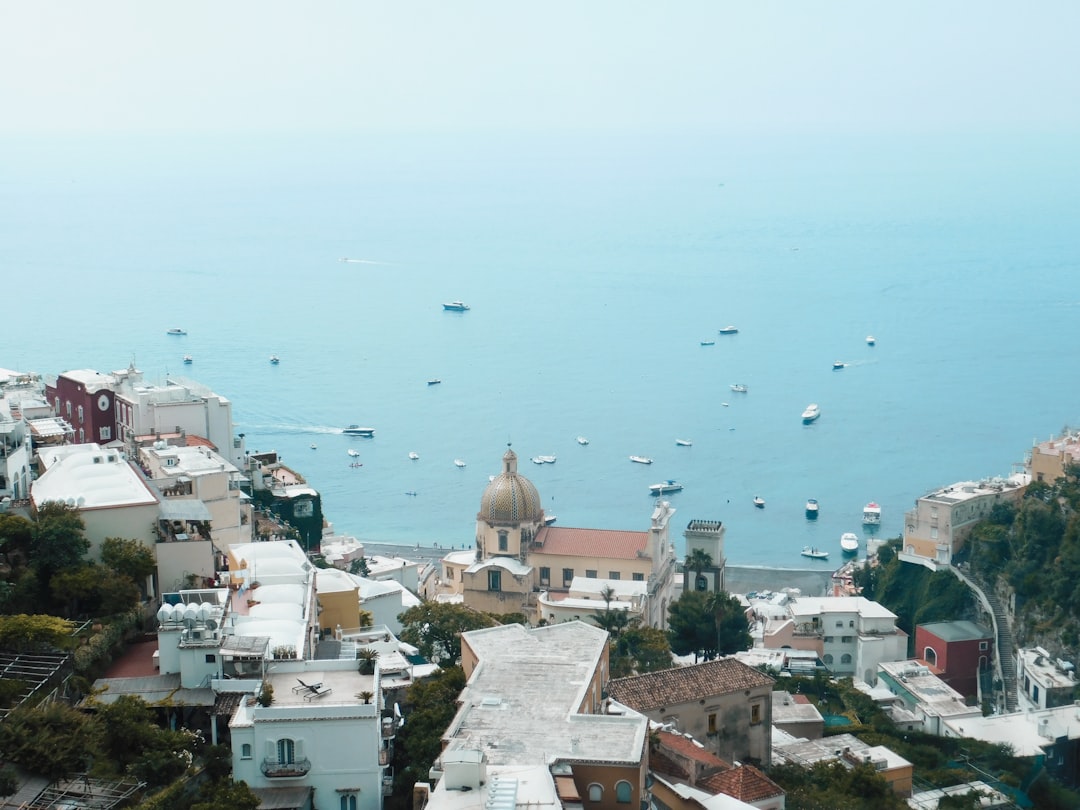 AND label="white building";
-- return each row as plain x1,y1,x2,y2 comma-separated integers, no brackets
537,576,649,626
1016,646,1078,710
876,661,982,736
